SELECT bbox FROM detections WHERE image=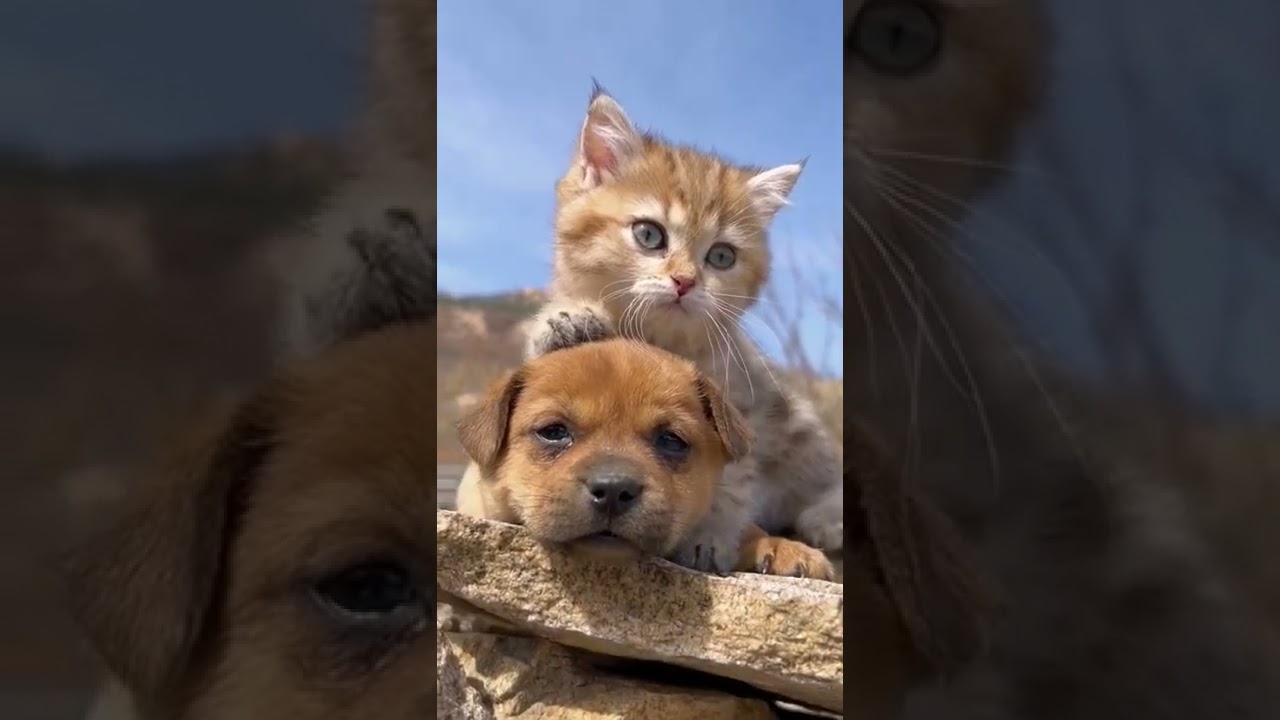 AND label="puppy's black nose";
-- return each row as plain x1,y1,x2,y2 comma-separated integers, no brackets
585,475,643,516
